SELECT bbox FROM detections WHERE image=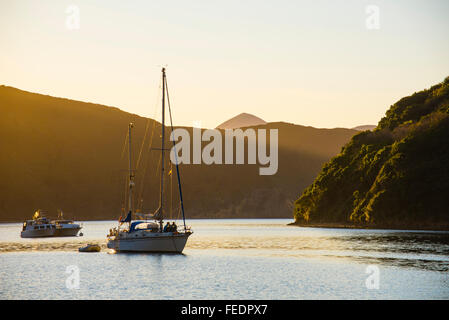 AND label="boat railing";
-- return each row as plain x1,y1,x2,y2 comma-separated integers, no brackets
177,226,193,234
